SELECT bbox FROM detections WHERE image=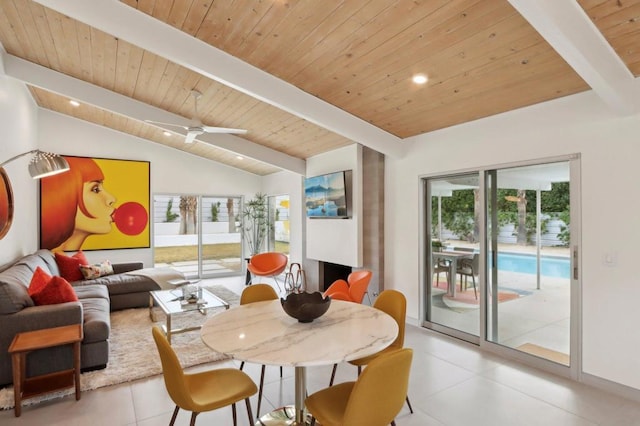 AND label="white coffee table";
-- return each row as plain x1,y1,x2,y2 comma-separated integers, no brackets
150,288,229,344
